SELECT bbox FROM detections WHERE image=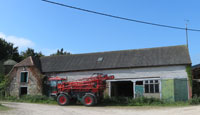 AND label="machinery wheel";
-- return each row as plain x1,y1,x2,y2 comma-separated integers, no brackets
57,94,70,106
82,94,96,106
